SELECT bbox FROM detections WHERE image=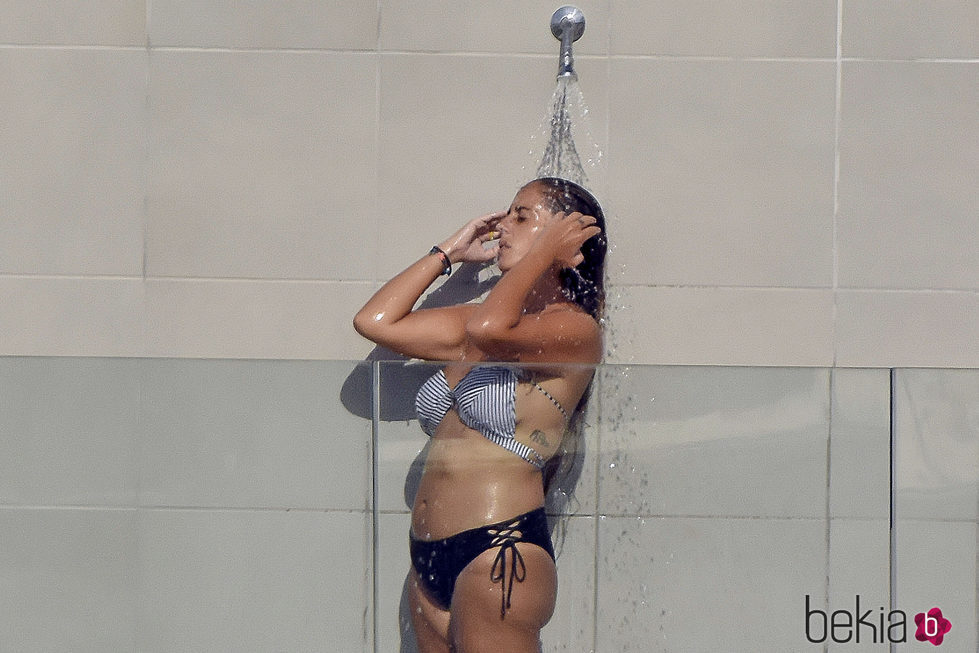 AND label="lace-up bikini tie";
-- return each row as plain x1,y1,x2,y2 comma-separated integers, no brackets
408,508,554,616
488,521,527,619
